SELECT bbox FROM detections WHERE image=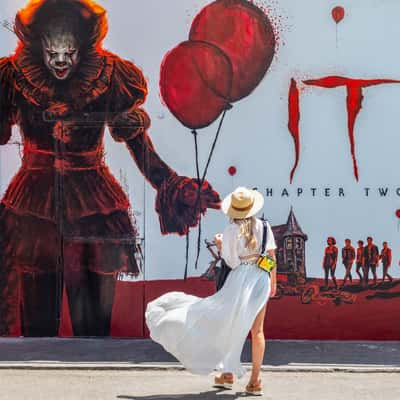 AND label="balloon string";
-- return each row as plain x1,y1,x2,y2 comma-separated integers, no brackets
201,107,230,184
195,218,202,270
184,231,189,280
192,129,202,270
193,130,201,183
190,105,232,275
336,25,338,49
